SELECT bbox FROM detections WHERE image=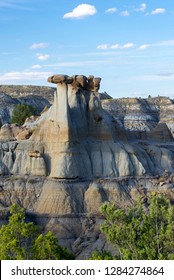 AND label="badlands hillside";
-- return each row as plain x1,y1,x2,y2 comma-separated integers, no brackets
0,85,55,103
0,76,174,259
